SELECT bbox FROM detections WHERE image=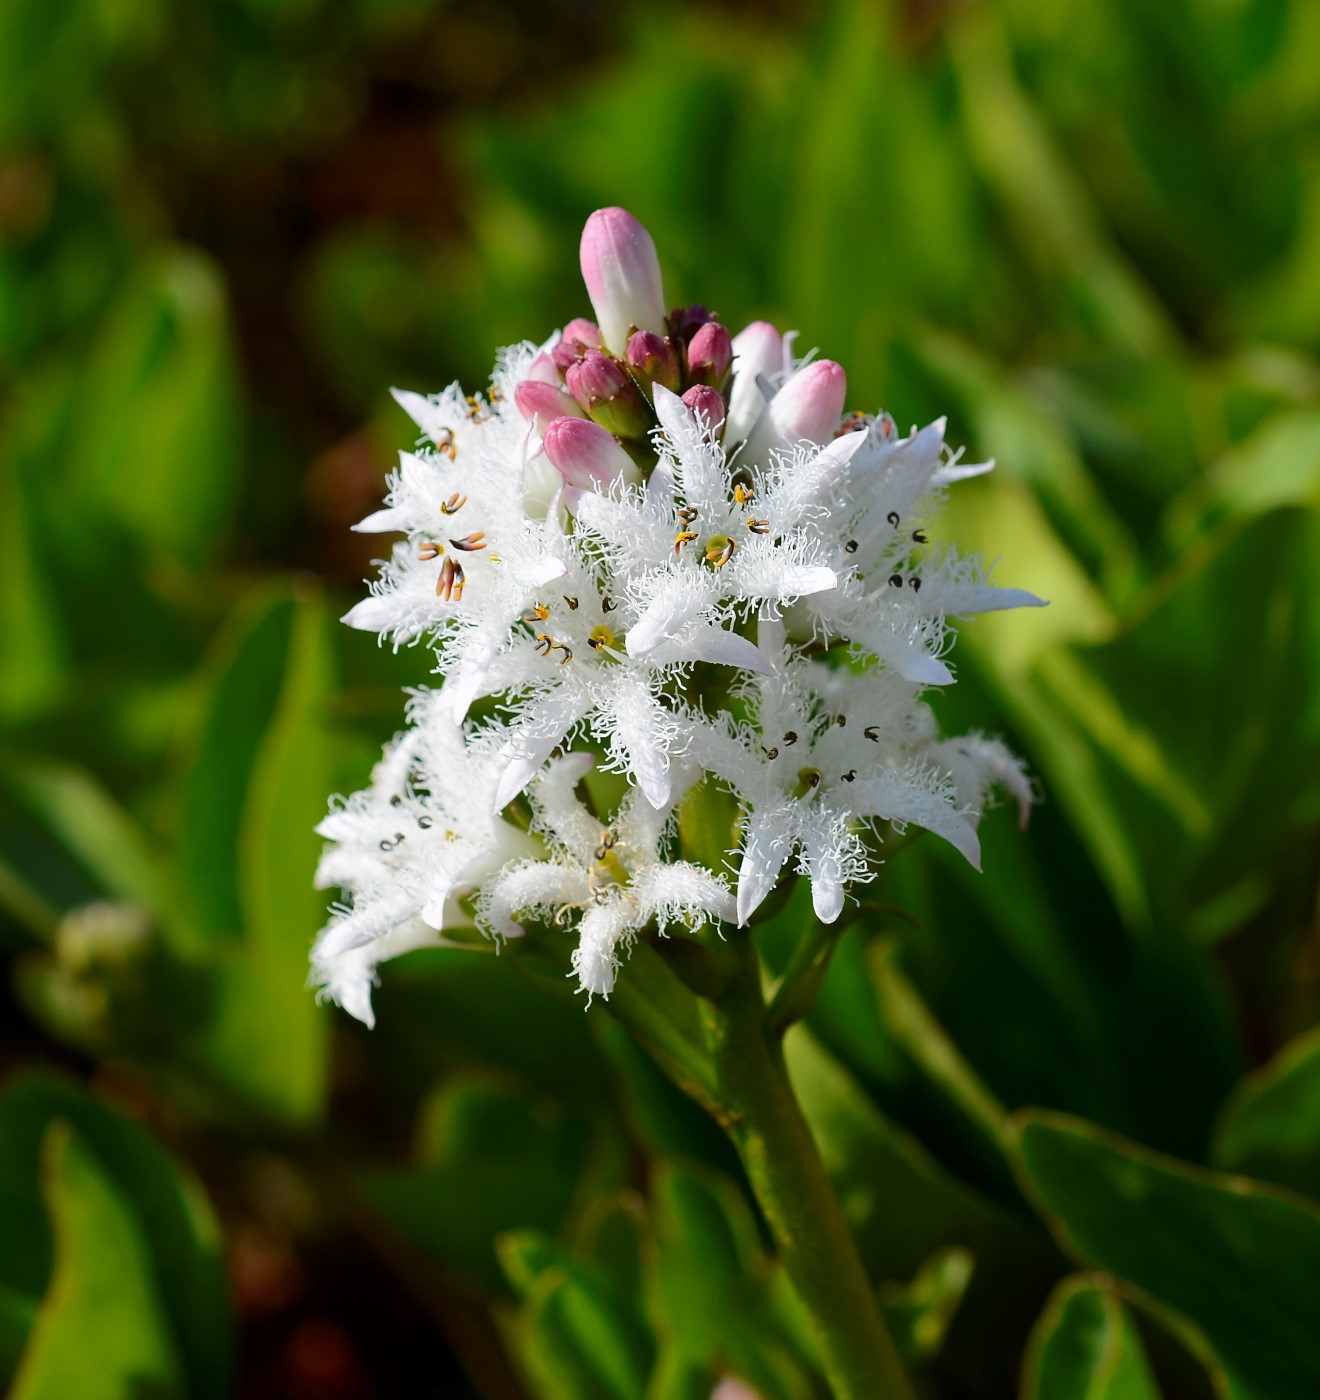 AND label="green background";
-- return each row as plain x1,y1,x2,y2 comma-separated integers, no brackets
3,0,1319,1395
